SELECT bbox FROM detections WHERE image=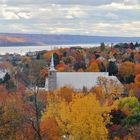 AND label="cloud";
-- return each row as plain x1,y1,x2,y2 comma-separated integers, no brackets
105,12,119,19
0,0,140,36
1,5,19,20
1,0,122,6
17,12,31,19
